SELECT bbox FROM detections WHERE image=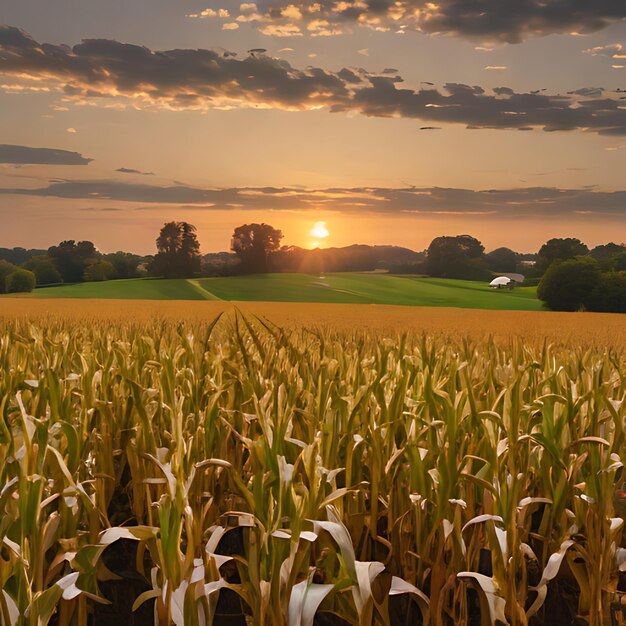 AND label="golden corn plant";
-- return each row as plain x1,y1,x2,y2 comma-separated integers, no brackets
0,312,624,626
